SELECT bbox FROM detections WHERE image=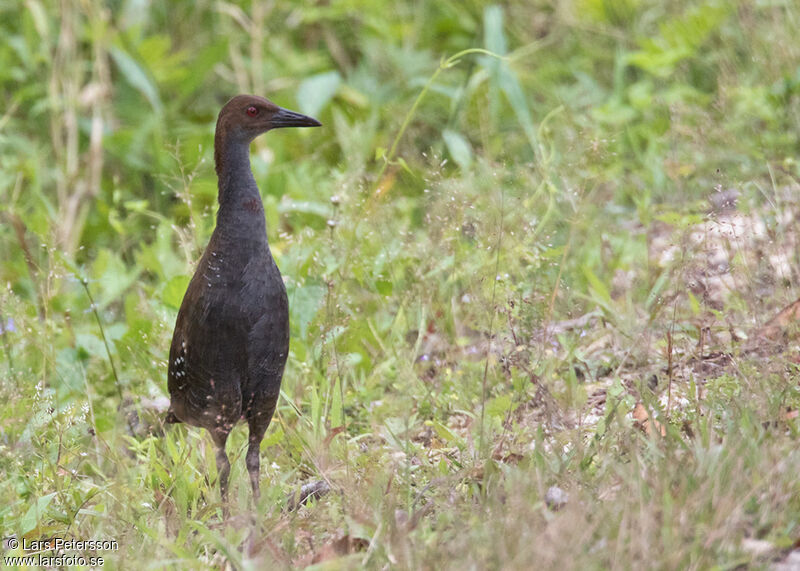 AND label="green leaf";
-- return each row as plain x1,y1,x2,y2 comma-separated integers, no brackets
135,222,186,281
311,383,322,435
20,493,56,534
627,3,729,77
287,281,326,338
442,129,473,169
330,376,343,428
297,71,342,117
90,249,141,310
278,200,332,218
429,420,461,445
583,266,613,312
123,199,149,212
486,394,513,419
645,270,671,311
75,332,107,358
161,275,190,311
482,6,537,151
396,157,414,175
483,5,507,56
375,279,393,296
498,65,536,141
110,46,162,113
261,426,284,448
